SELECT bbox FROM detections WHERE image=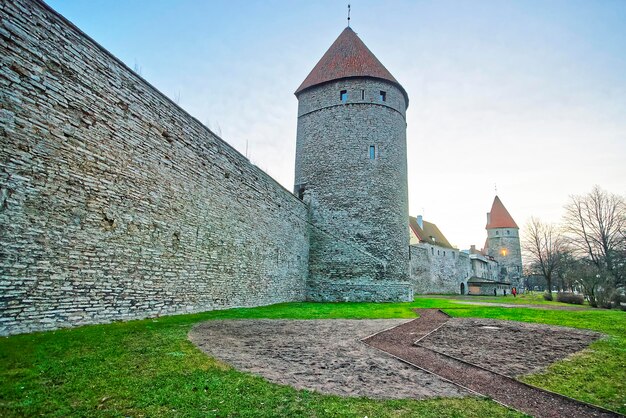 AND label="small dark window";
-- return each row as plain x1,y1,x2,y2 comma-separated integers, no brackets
361,89,365,100
369,145,375,160
496,230,499,235
431,247,434,255
295,184,306,200
380,91,386,102
340,90,347,103
507,230,510,235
